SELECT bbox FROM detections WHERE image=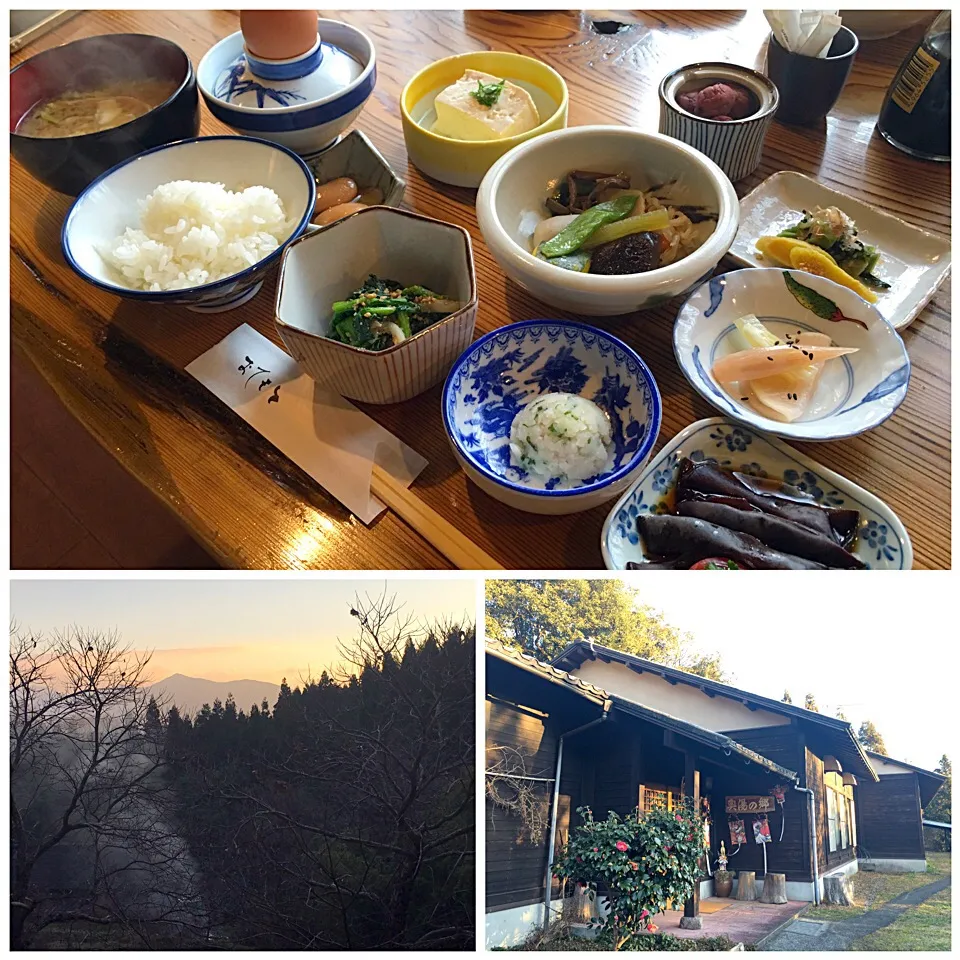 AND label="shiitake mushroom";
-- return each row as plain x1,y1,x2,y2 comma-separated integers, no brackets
589,232,661,275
